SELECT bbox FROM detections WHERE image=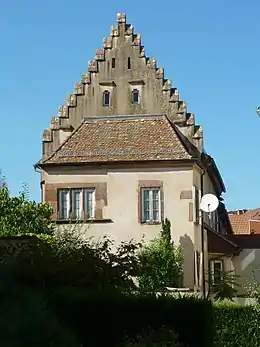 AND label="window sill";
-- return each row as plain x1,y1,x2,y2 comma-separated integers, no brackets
55,218,113,224
141,221,161,225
